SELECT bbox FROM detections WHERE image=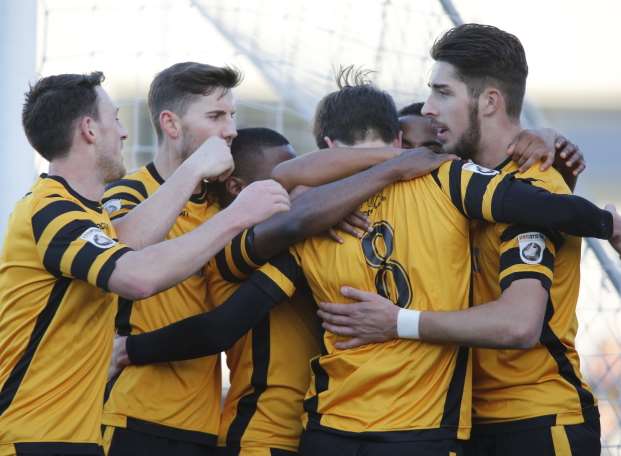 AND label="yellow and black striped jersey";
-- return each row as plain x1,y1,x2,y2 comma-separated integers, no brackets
204,243,321,453
242,160,524,441
101,163,223,445
0,174,131,455
470,158,596,429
